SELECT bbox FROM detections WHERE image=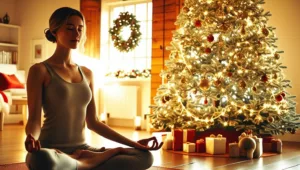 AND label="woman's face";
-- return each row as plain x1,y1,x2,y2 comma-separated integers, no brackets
55,15,84,49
